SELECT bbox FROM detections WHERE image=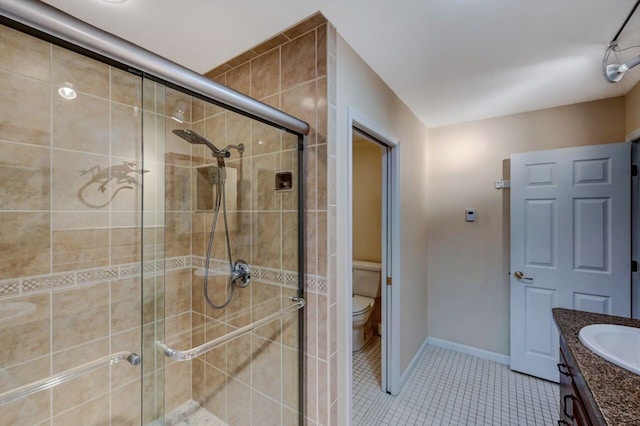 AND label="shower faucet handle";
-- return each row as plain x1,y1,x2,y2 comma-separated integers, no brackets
232,260,251,288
